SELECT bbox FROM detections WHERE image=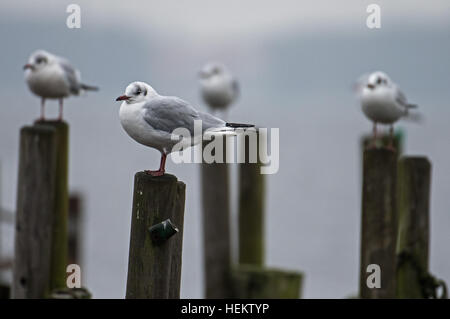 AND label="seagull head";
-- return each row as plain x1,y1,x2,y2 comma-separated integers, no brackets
366,71,391,90
116,81,157,104
198,62,228,81
23,50,54,72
